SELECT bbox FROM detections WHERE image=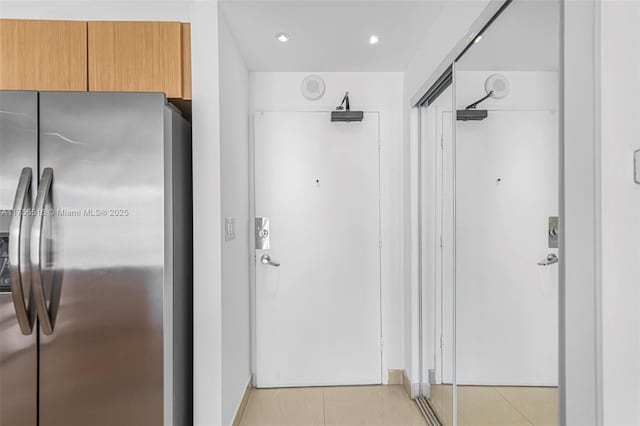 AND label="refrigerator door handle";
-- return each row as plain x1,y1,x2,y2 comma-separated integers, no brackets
31,167,55,335
9,167,35,335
